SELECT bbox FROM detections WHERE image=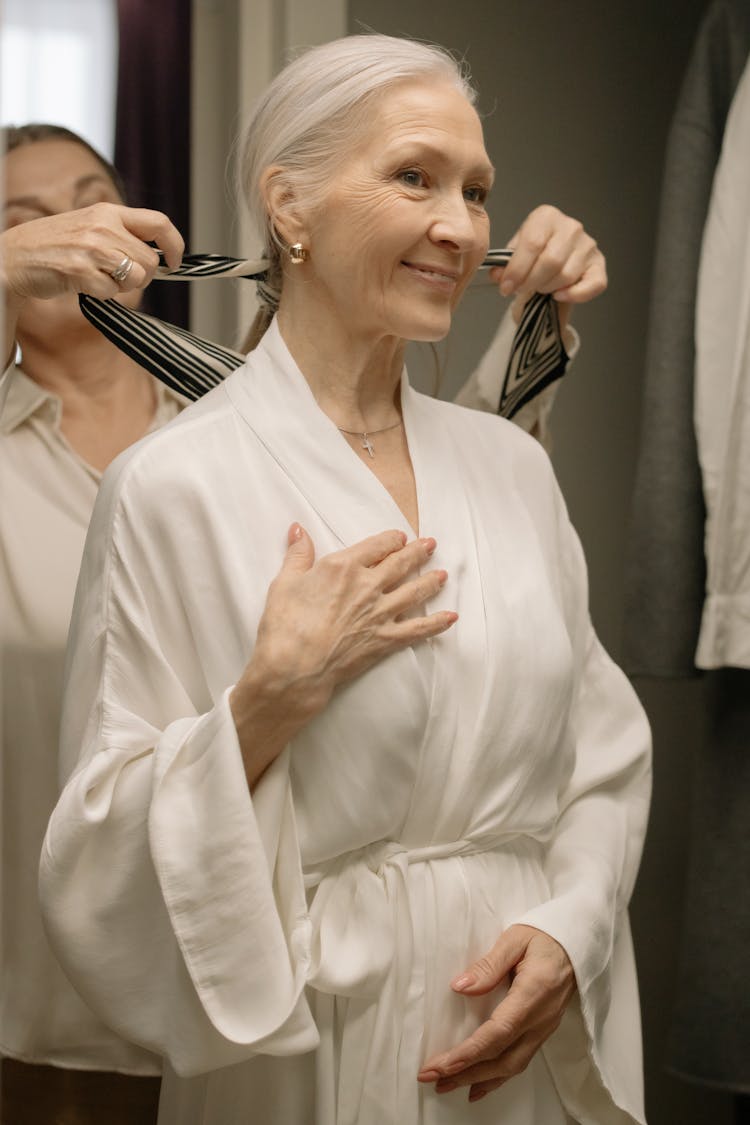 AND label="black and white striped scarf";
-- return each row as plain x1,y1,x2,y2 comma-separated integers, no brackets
78,249,568,418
